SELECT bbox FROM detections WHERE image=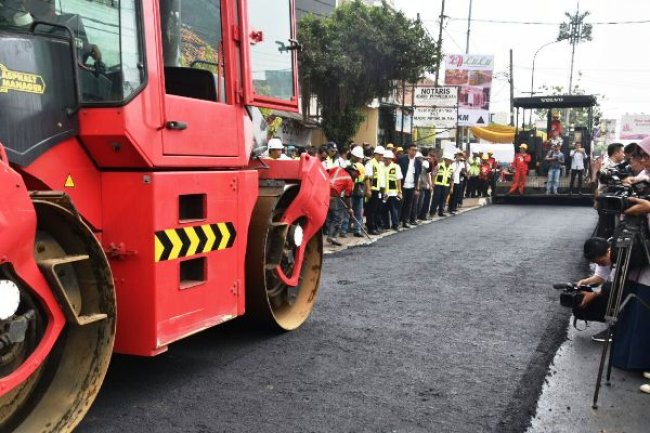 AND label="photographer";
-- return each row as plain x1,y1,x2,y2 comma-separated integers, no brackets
574,237,613,342
579,136,650,373
595,143,626,238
